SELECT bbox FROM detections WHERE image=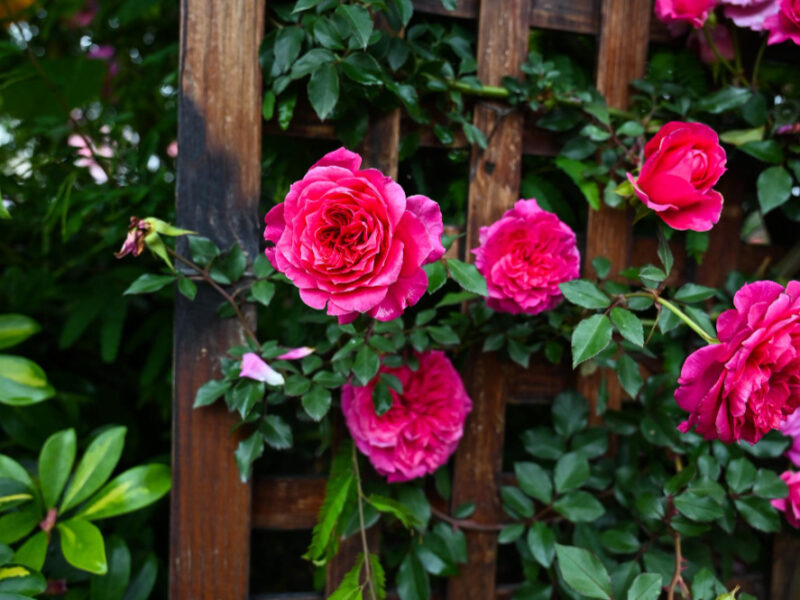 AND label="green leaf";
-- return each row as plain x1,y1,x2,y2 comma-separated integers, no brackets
674,283,716,303
122,274,174,295
61,426,127,513
193,379,231,408
262,90,276,121
251,280,276,306
555,544,612,600
0,315,40,350
39,428,76,509
695,86,751,113
273,27,304,75
725,458,756,494
559,280,611,309
90,536,131,600
0,355,55,406
610,308,644,347
121,553,157,600
616,353,643,399
177,277,197,301
719,126,764,146
58,519,107,574
592,257,611,279
555,157,600,209
371,378,393,416
327,554,364,600
75,464,170,520
353,345,380,386
0,563,46,595
0,479,32,512
305,441,355,563
13,531,47,571
600,529,640,554
757,166,793,214
234,431,264,483
262,415,293,450
397,550,429,600
498,523,525,544
0,507,38,545
423,261,447,294
739,140,783,164
187,236,220,266
673,492,724,522
336,4,373,49
553,491,605,522
552,391,588,438
447,259,488,296
341,52,384,86
427,325,459,345
571,315,613,368
308,63,339,120
753,469,789,499
302,385,332,421
627,573,662,600
514,462,552,504
553,452,590,493
293,0,326,12
734,496,780,532
500,486,534,519
527,522,556,567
